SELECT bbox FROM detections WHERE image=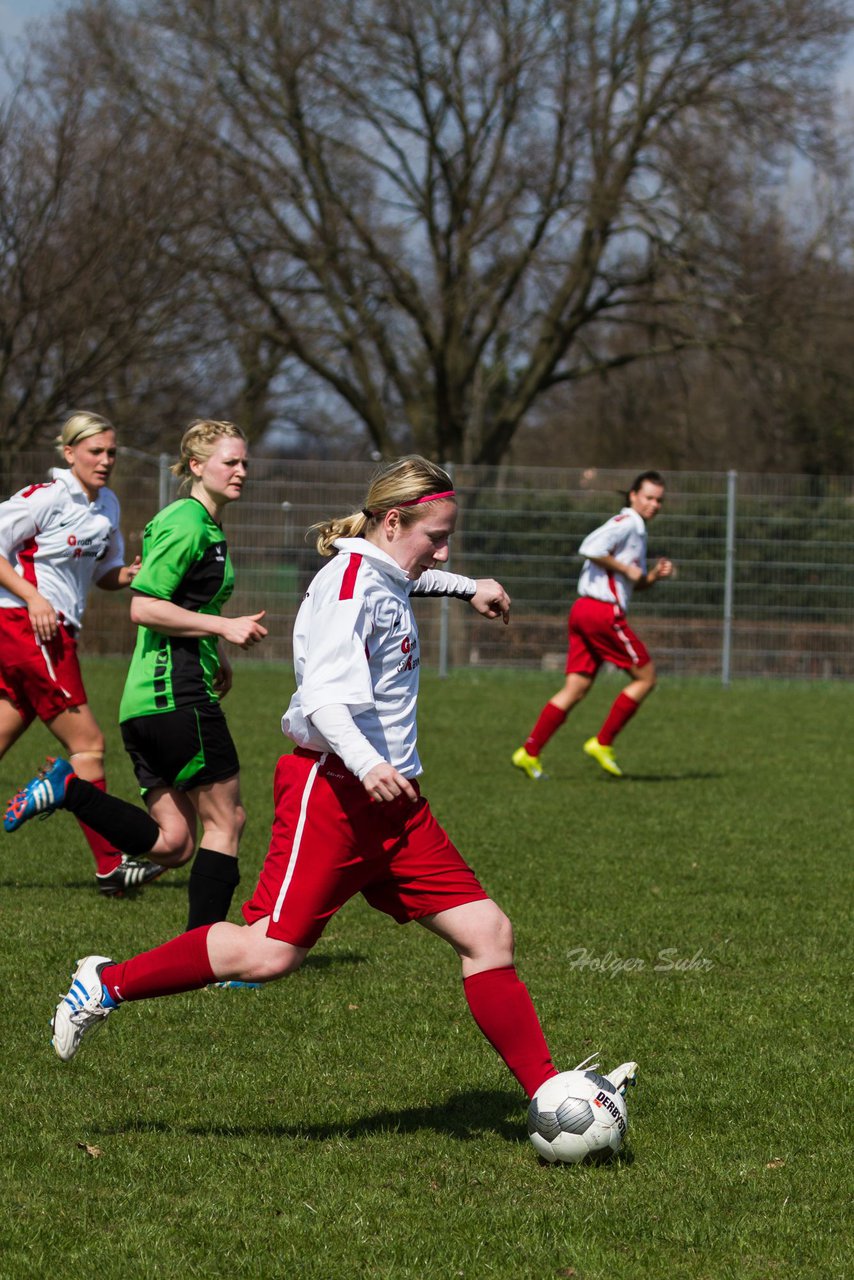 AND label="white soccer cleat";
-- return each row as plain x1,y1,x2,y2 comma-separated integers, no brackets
604,1061,638,1096
573,1052,601,1072
51,955,114,1061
